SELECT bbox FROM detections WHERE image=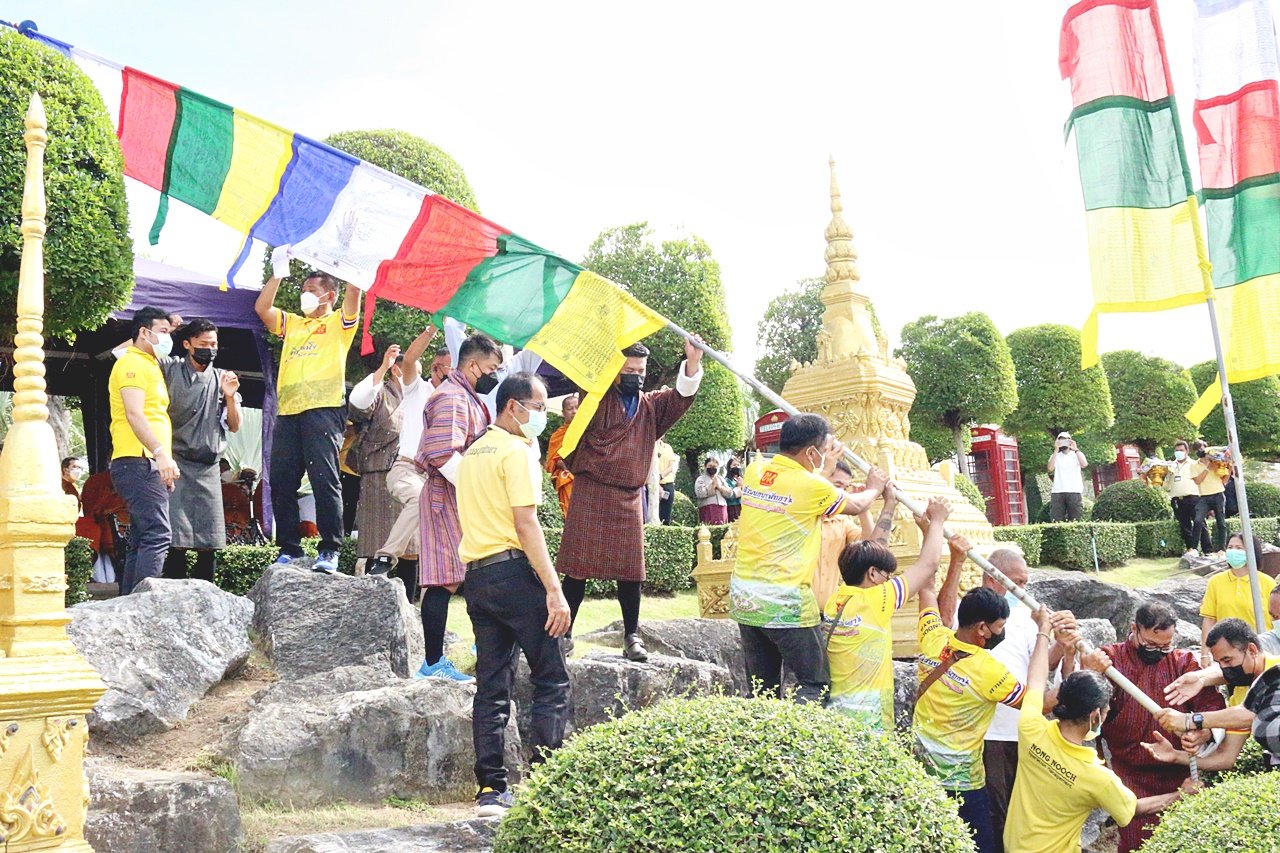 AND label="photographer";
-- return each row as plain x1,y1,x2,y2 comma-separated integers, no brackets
1047,431,1087,522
